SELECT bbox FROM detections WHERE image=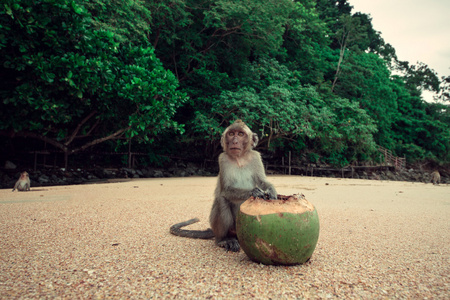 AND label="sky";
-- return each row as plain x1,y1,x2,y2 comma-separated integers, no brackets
349,0,450,100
